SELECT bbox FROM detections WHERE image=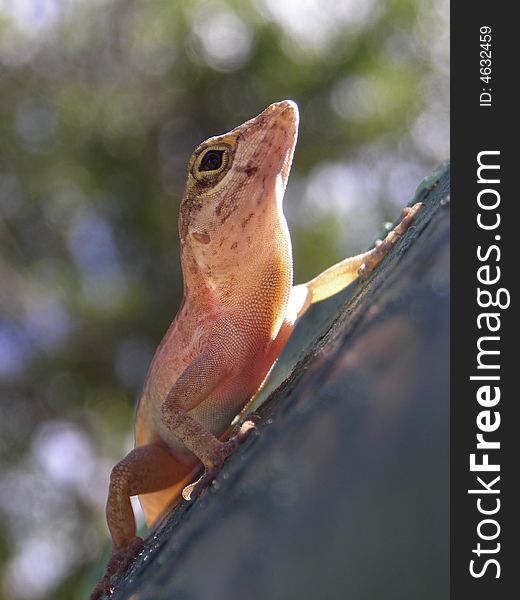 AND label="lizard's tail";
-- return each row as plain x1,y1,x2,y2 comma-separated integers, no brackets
139,467,200,527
